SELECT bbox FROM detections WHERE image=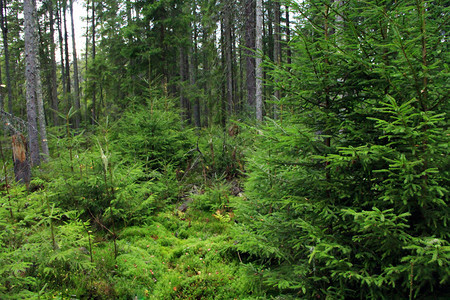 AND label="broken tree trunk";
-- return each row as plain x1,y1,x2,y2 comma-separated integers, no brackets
12,133,30,185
